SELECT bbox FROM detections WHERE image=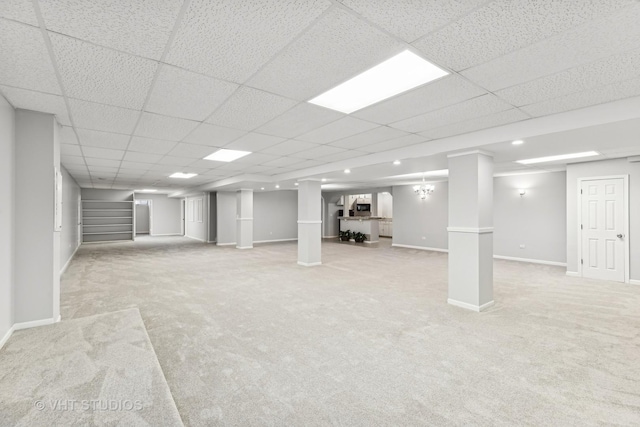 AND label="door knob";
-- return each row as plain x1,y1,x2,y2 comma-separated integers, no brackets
617,234,624,239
